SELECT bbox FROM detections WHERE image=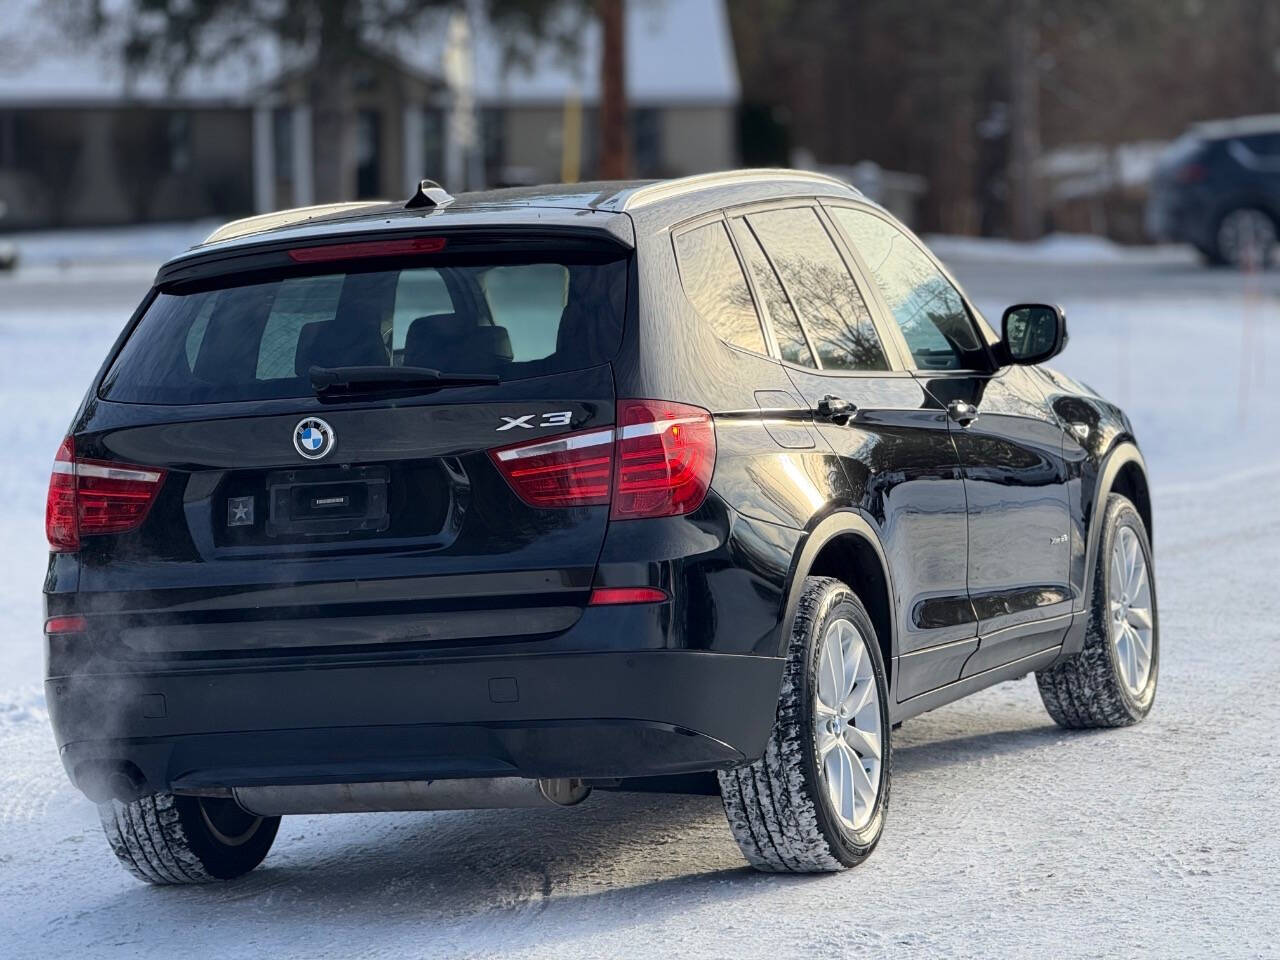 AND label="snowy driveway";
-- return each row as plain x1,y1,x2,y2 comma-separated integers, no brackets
1,245,1277,958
